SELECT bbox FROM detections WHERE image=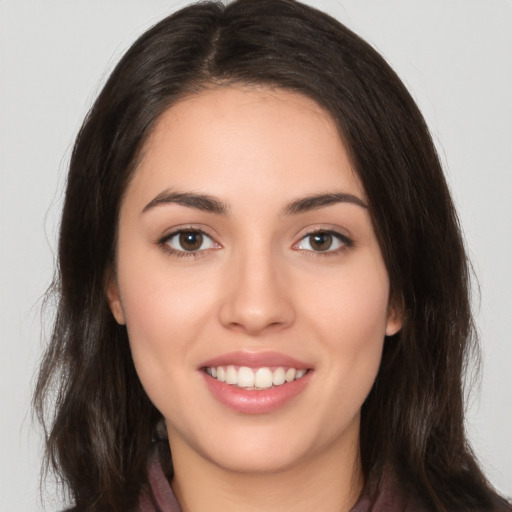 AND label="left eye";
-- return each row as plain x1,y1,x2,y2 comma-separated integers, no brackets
165,230,217,252
296,231,348,252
